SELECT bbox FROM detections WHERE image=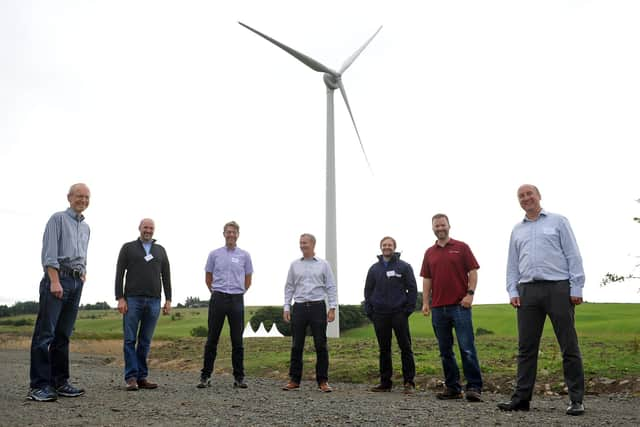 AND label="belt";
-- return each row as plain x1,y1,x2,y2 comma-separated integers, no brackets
295,300,325,306
520,279,569,285
59,267,82,279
